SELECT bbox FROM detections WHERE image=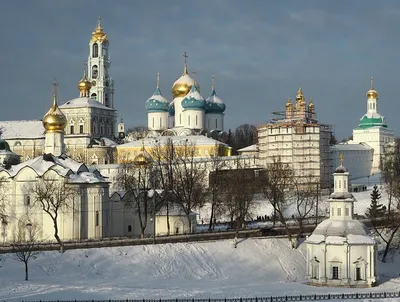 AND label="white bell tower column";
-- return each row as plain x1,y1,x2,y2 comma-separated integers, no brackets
87,17,115,109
